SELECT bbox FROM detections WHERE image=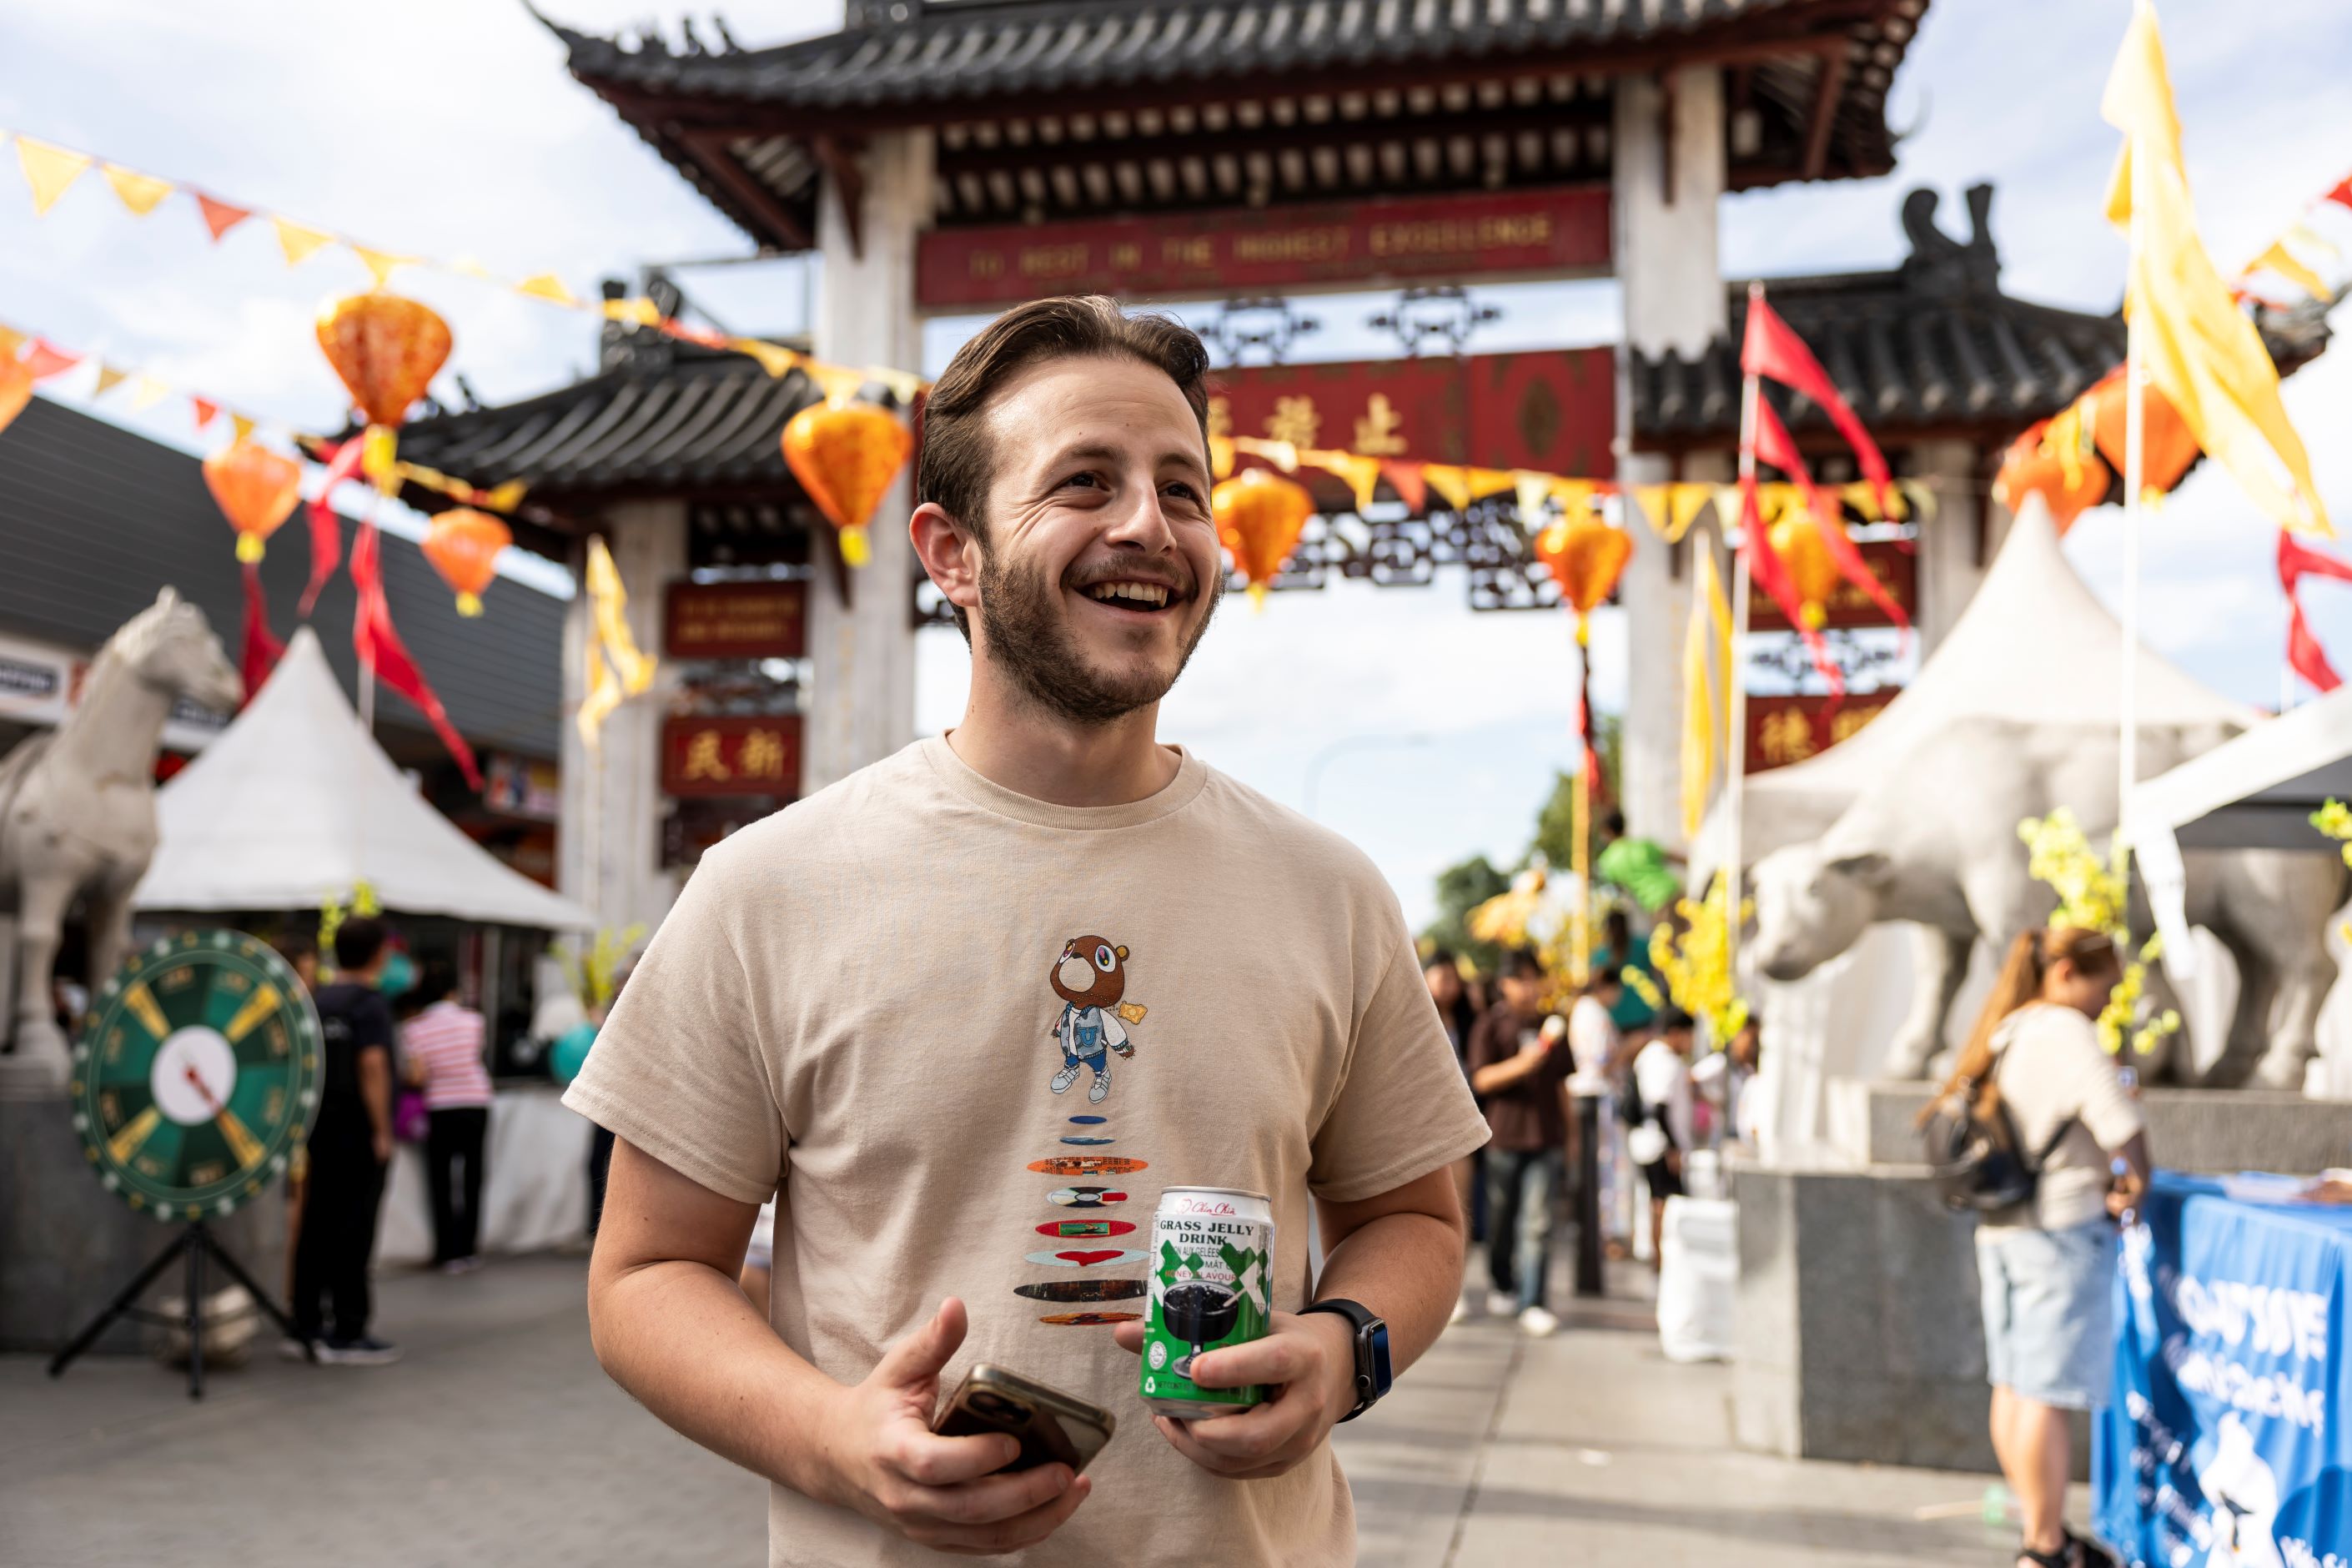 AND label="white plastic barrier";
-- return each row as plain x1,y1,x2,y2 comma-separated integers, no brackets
1656,1196,1738,1364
